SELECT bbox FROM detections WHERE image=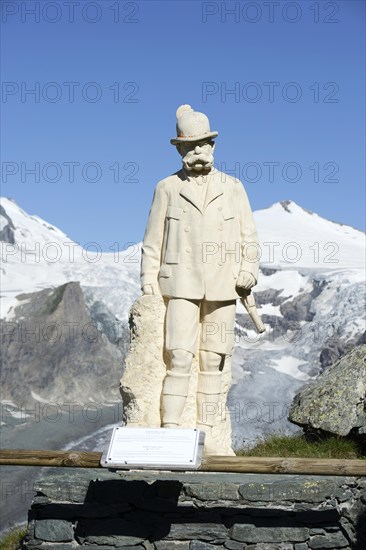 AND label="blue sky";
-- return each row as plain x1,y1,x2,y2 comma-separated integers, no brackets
1,0,365,250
